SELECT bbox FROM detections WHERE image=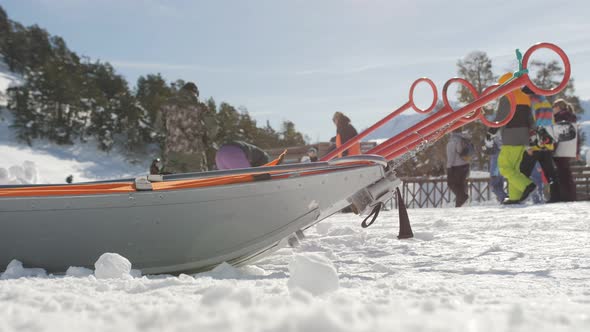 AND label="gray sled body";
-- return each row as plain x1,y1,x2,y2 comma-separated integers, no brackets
0,156,394,274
